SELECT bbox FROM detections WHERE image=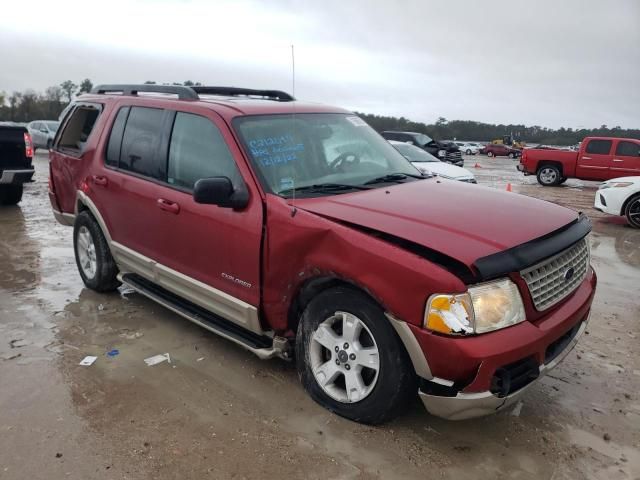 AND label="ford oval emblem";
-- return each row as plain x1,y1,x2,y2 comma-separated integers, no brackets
564,267,575,282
